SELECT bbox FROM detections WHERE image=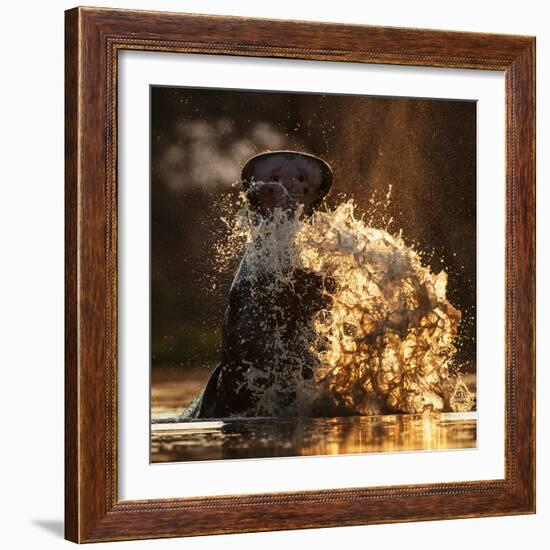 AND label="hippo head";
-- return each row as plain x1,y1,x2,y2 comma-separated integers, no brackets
241,151,333,217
